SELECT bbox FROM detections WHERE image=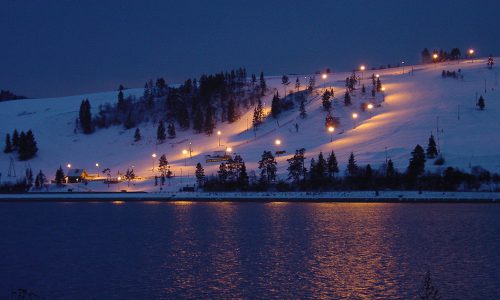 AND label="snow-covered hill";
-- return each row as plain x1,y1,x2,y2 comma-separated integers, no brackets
1,58,499,191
